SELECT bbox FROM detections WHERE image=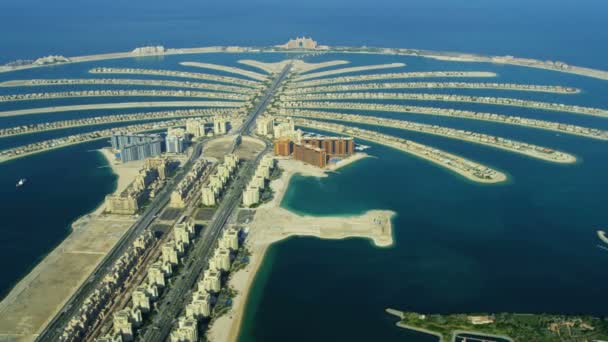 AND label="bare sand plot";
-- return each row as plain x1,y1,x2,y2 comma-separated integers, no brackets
208,158,394,342
0,216,135,342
